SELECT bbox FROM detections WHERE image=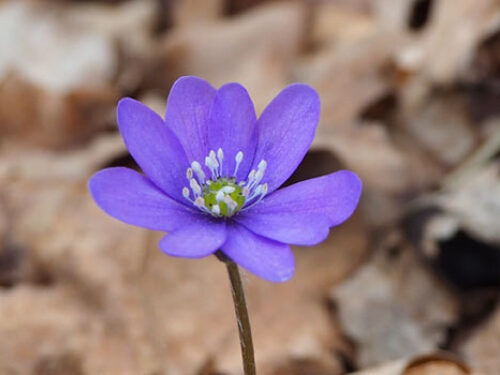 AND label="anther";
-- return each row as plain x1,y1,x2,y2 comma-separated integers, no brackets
182,187,190,199
211,204,221,215
235,151,244,163
191,161,205,183
223,196,238,215
186,168,193,180
194,196,206,208
234,151,244,177
258,160,267,171
190,179,202,196
248,169,256,181
217,148,224,176
254,169,264,184
205,156,218,179
224,195,237,206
